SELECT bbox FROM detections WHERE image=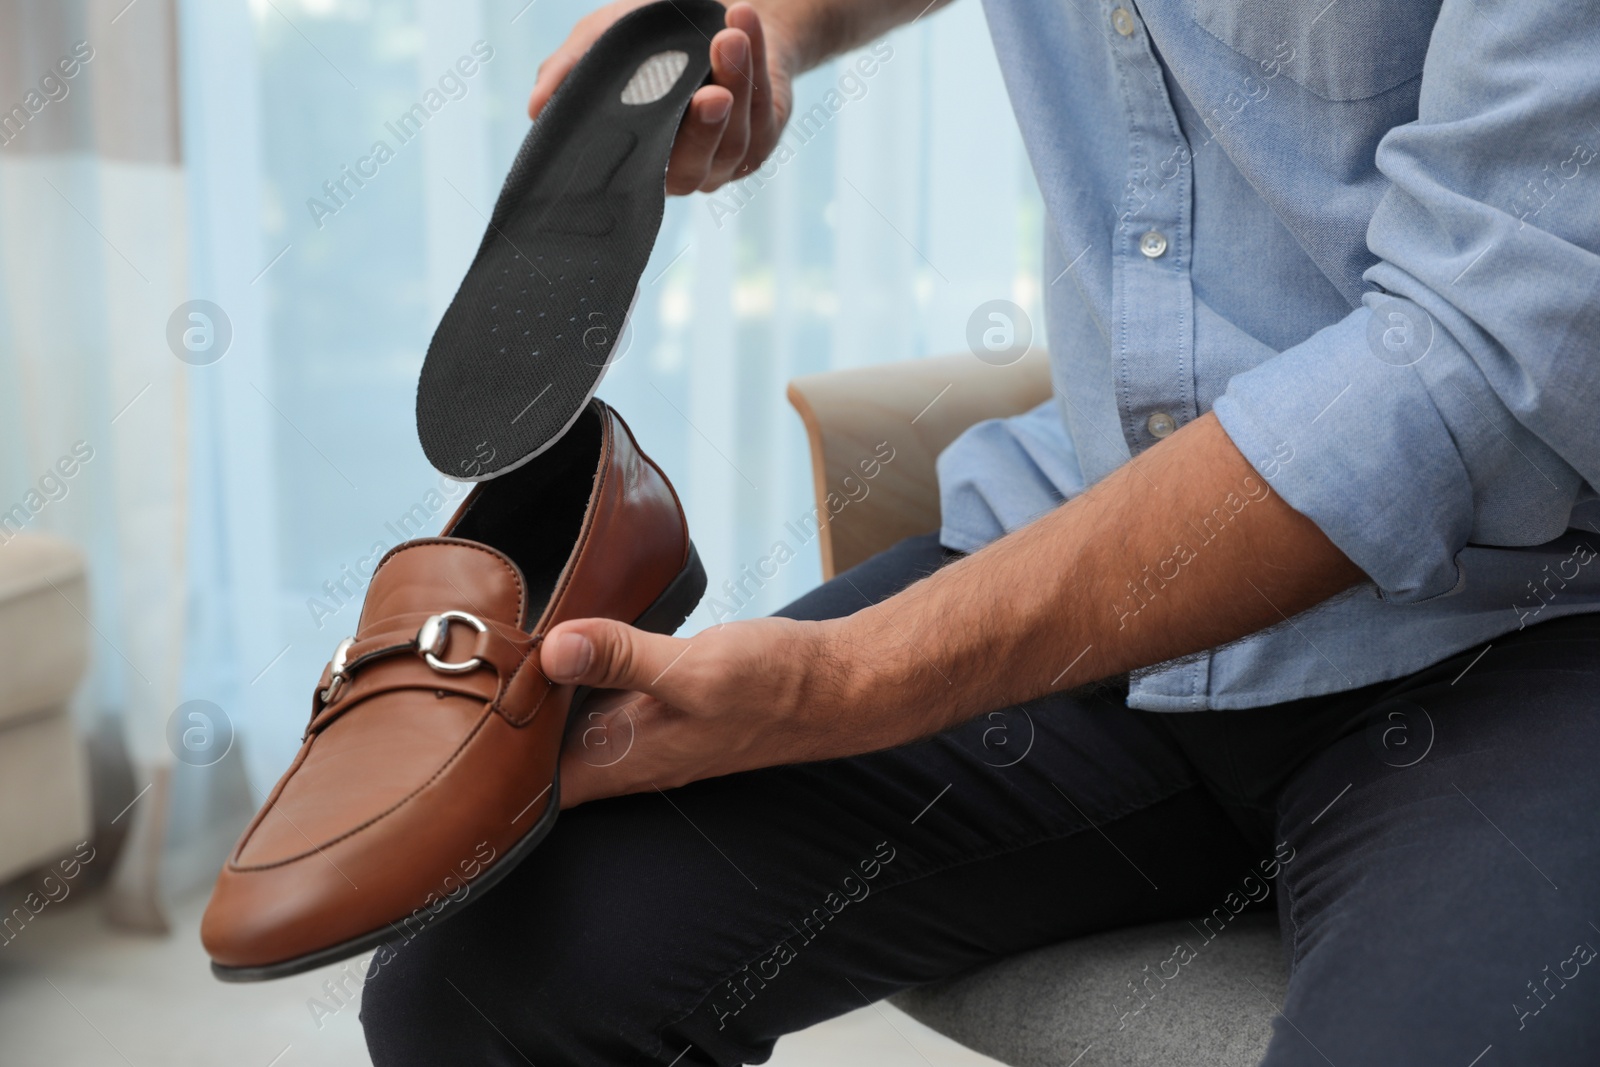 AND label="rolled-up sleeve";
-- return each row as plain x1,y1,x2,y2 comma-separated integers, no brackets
1212,0,1600,602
